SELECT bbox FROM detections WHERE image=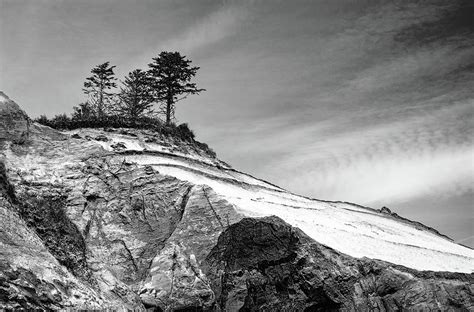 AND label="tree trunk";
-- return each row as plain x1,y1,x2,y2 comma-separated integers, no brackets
98,86,104,118
166,97,172,125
